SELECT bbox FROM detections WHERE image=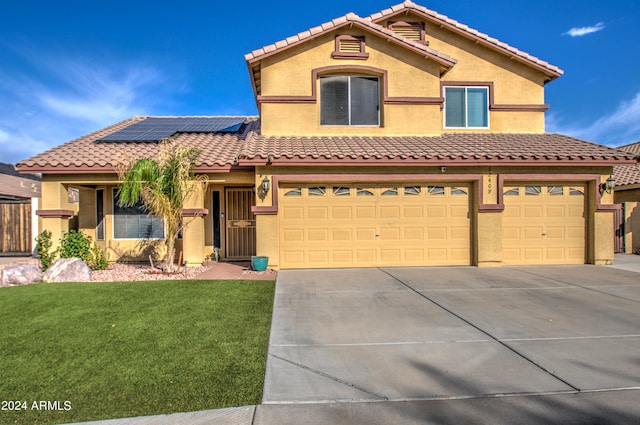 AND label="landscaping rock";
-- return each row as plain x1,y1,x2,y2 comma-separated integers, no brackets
0,263,42,287
43,258,92,283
